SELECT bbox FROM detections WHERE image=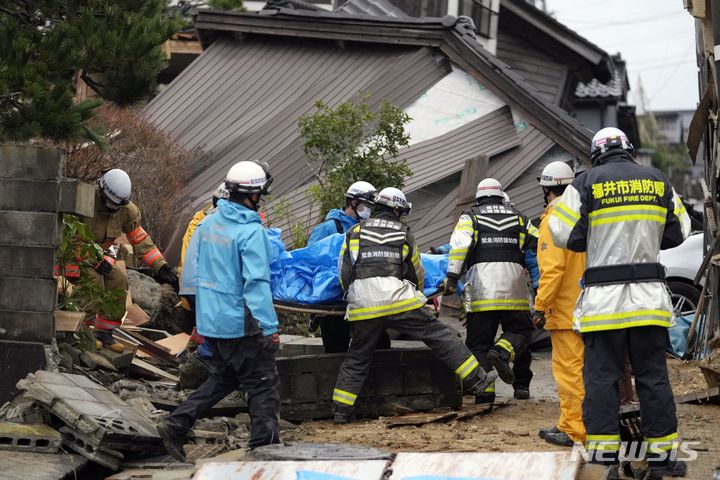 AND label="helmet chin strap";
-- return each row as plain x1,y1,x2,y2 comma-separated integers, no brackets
542,187,551,208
